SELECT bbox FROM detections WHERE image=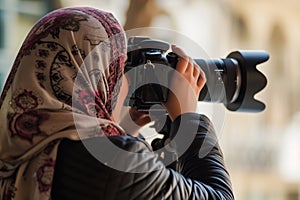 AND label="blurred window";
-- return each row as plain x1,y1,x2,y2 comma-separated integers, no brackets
0,10,4,49
0,72,3,92
270,24,285,75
